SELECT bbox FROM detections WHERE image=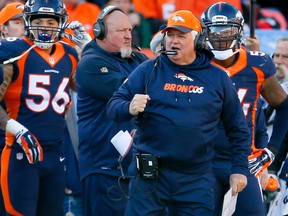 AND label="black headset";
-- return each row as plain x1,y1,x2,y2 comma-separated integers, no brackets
93,5,124,40
194,18,208,50
161,18,208,51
